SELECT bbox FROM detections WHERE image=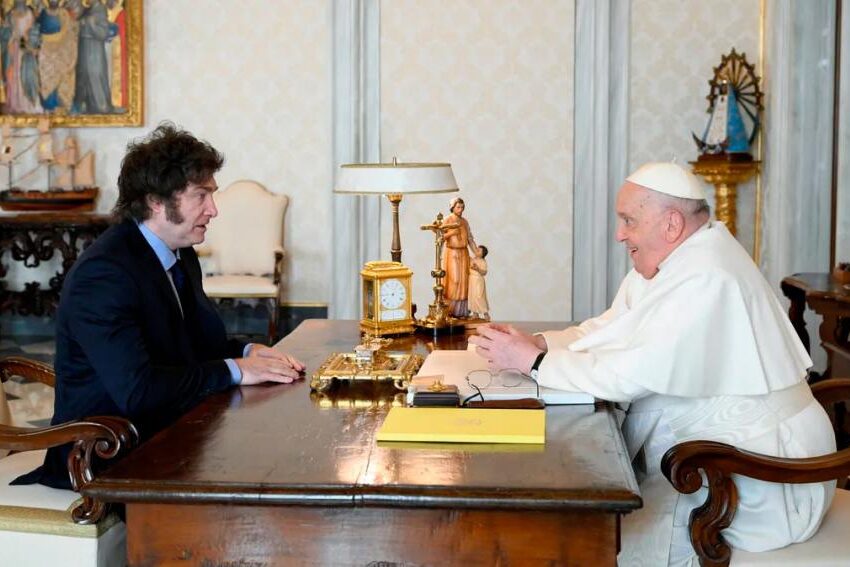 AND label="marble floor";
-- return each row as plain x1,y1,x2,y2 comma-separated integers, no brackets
1,336,55,428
